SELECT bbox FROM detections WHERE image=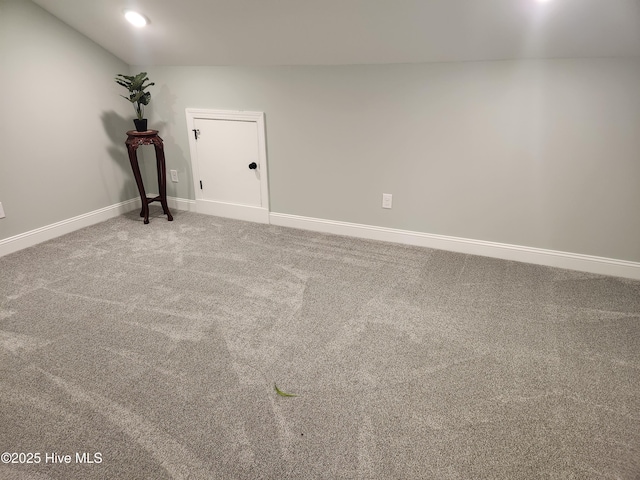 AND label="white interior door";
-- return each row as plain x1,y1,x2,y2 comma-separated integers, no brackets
186,109,269,223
